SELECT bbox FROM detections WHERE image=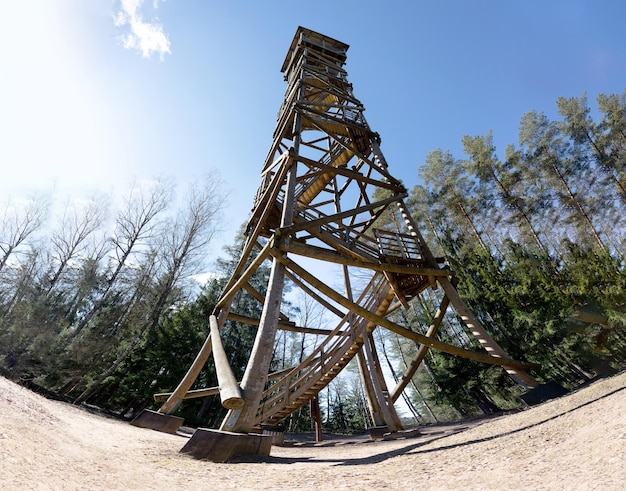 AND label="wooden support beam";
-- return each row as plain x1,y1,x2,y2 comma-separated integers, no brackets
209,315,245,410
220,141,301,434
389,292,451,403
273,249,539,371
310,396,323,442
243,153,291,243
438,278,539,388
283,267,346,318
357,348,384,426
361,331,400,432
153,367,295,404
240,282,292,323
214,240,273,312
285,192,406,233
154,386,220,403
158,329,215,415
293,152,401,191
282,240,453,277
226,312,345,336
395,198,539,388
